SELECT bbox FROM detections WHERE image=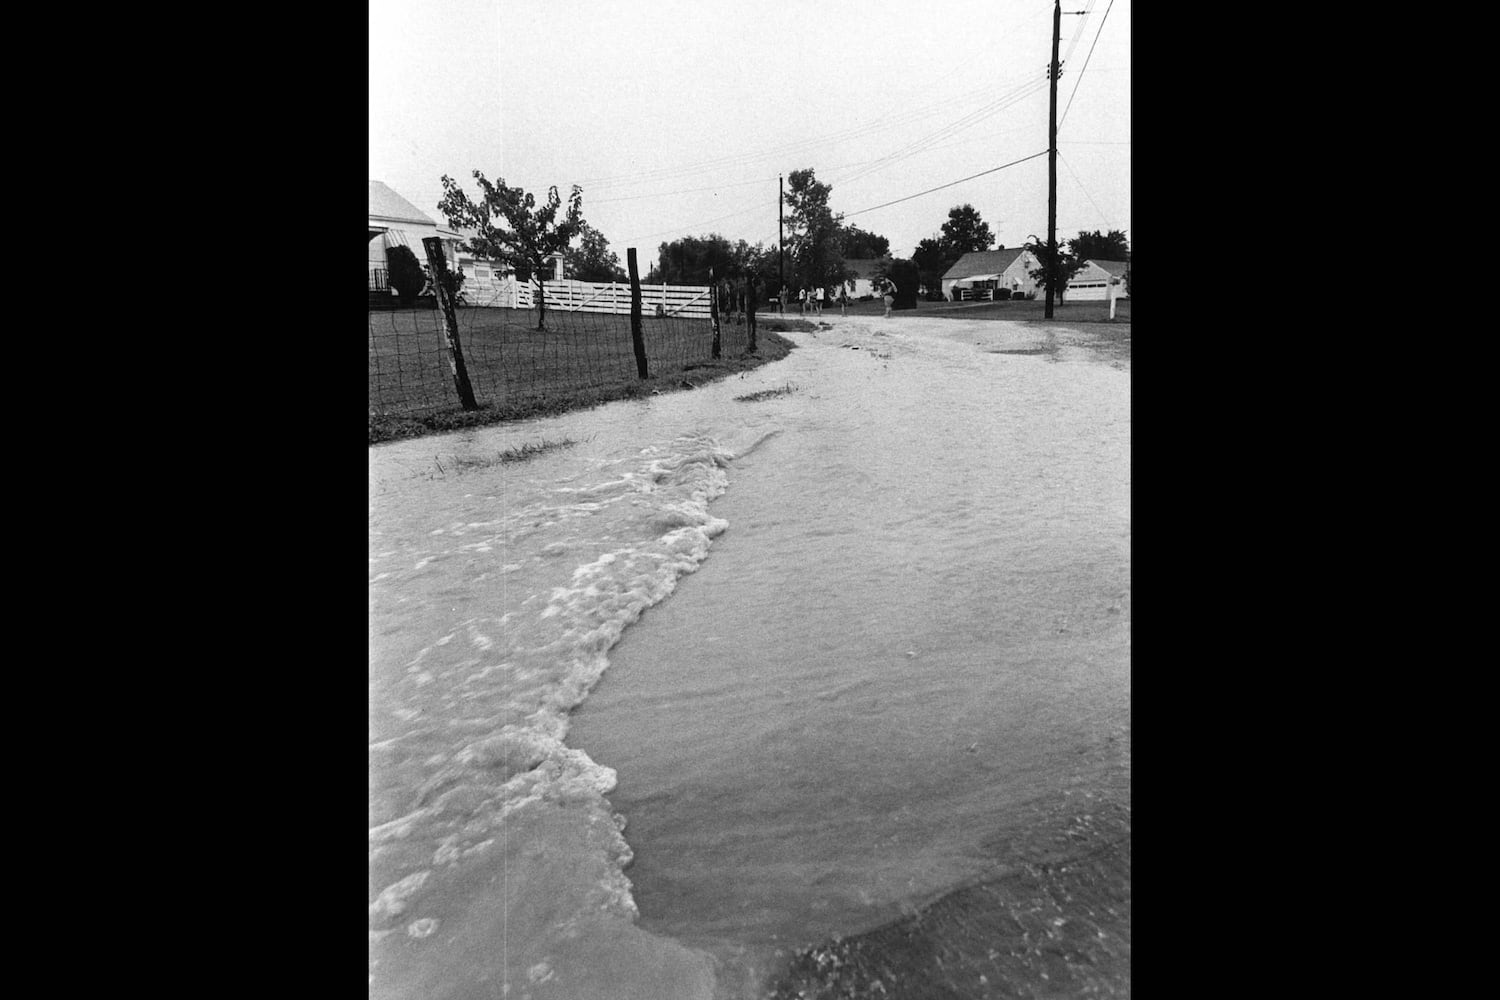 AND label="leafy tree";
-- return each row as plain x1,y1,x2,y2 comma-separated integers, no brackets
1067,229,1129,264
438,171,586,330
647,234,738,285
912,237,953,301
437,262,466,306
567,223,626,282
738,241,779,304
939,204,995,257
840,225,890,260
785,168,854,296
386,244,427,306
644,235,775,315
1023,235,1083,305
